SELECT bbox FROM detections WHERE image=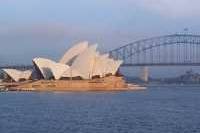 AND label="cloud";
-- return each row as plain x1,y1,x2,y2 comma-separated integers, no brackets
135,0,200,18
0,23,68,41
